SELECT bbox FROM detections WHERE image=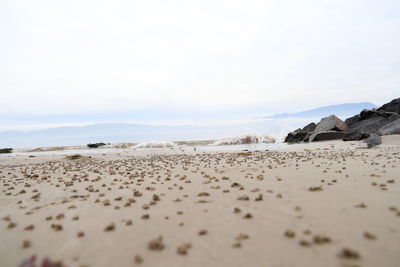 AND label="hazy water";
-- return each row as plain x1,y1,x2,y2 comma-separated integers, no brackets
0,118,317,148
